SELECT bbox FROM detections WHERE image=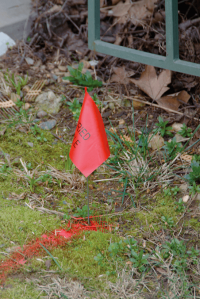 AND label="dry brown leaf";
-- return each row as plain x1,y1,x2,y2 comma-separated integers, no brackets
148,133,164,150
157,91,190,112
110,0,157,25
130,65,171,101
111,0,132,17
110,66,135,84
128,0,157,25
181,154,192,162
